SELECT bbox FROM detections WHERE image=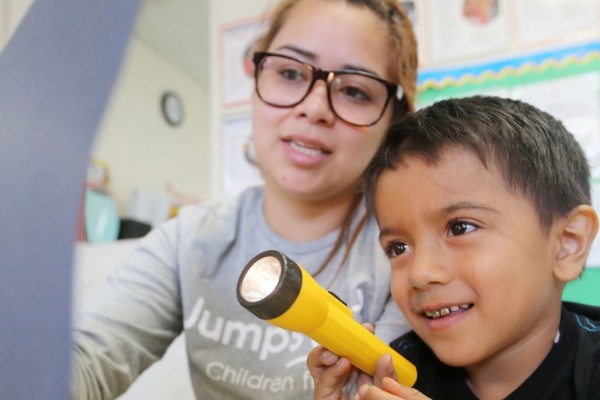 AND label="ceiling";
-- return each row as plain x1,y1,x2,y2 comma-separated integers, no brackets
134,0,210,86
